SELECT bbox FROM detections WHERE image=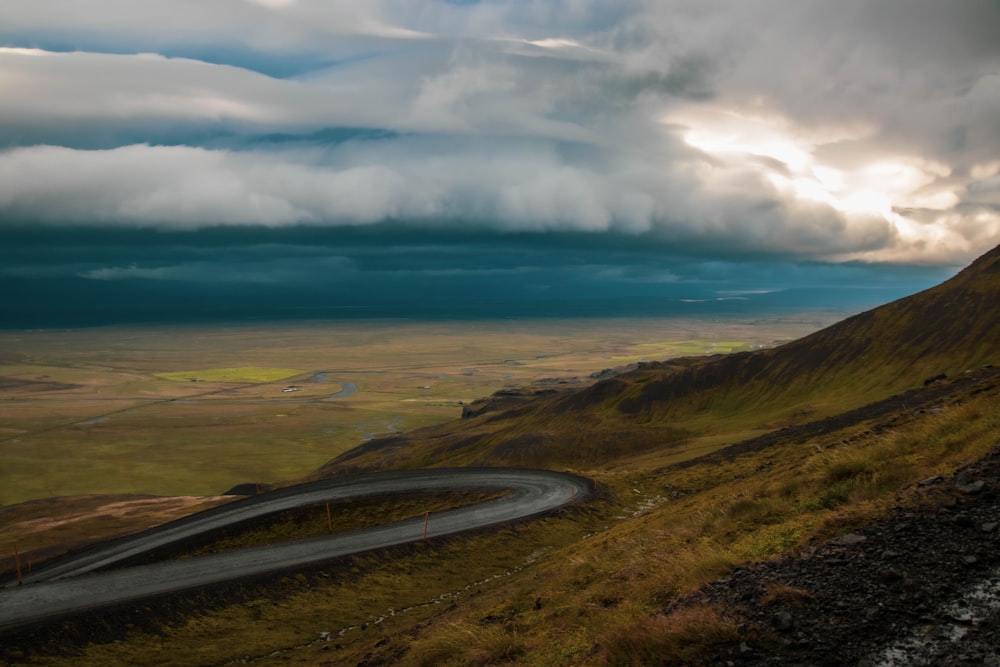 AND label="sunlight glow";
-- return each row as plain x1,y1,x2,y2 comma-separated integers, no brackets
683,129,812,172
527,38,584,49
0,47,52,57
666,104,968,261
246,0,296,7
971,161,1000,180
